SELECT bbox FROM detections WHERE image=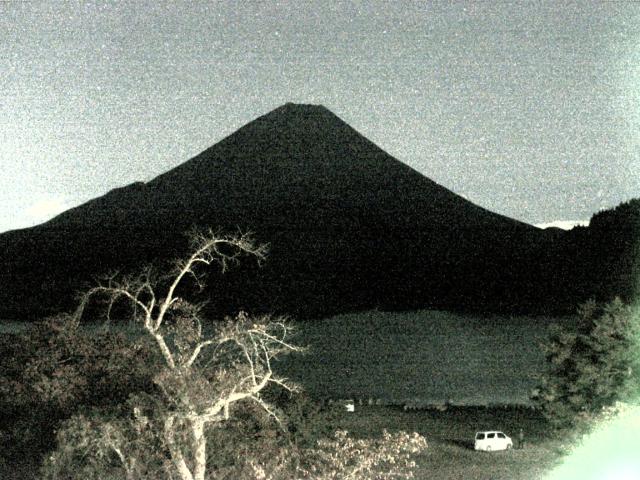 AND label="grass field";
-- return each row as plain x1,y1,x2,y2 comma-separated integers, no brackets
276,309,577,406
2,308,576,406
308,404,568,480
